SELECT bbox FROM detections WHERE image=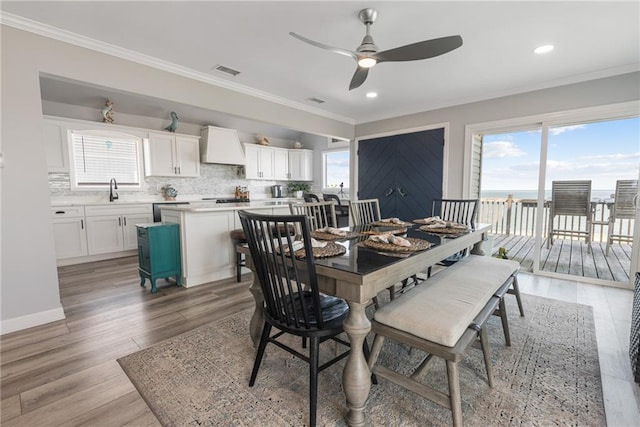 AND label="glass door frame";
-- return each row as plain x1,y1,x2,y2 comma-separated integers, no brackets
465,100,640,288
